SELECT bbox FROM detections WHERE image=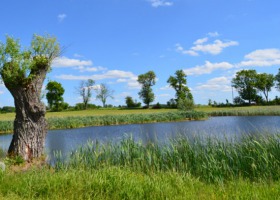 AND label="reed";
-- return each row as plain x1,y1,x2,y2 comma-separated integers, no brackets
62,133,280,183
0,111,207,134
209,107,280,116
1,133,280,199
